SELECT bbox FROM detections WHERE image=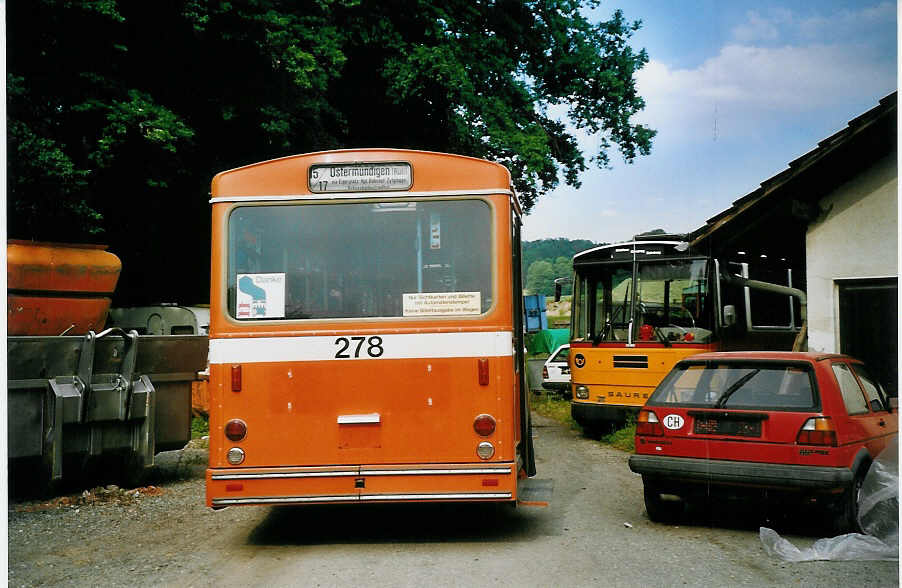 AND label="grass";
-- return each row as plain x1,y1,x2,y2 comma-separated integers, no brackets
532,393,578,429
191,416,209,439
600,419,636,452
531,393,636,453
